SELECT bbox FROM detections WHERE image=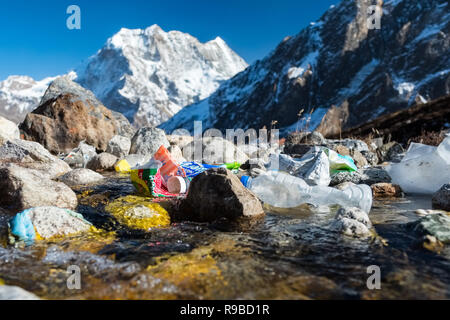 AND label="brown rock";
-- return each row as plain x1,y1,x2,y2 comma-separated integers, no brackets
371,183,403,198
18,77,132,155
178,167,264,223
20,93,118,154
